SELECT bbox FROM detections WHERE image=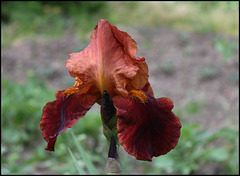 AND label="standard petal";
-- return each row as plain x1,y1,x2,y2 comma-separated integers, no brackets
112,91,181,161
65,19,149,97
40,91,99,151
